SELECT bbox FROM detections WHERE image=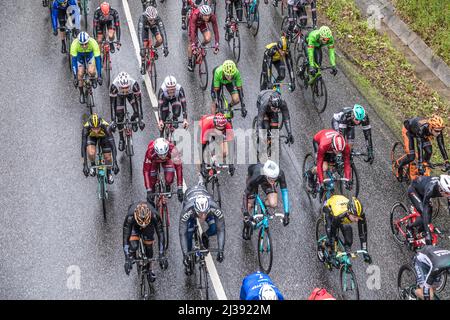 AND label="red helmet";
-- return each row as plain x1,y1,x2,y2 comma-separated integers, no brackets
213,113,227,128
331,133,346,153
100,2,110,16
